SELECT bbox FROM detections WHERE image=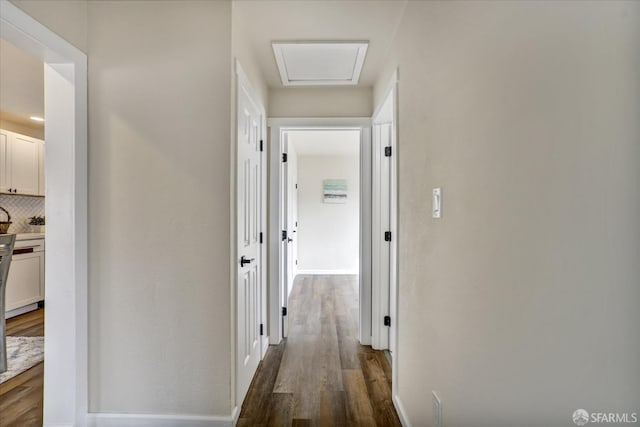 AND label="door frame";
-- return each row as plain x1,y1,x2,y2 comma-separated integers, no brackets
234,61,268,409
0,1,89,424
267,117,372,346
